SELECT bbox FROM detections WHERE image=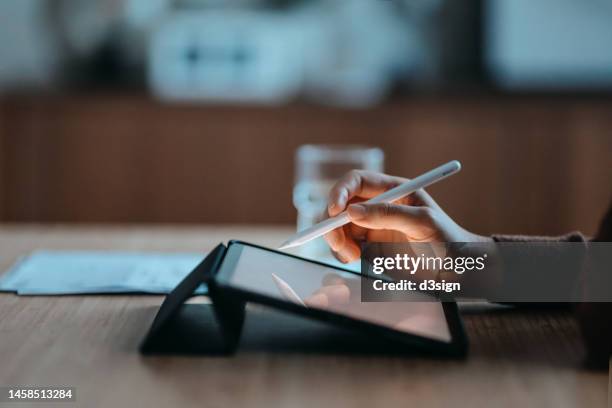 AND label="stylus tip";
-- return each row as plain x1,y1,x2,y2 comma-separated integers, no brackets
278,240,299,250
